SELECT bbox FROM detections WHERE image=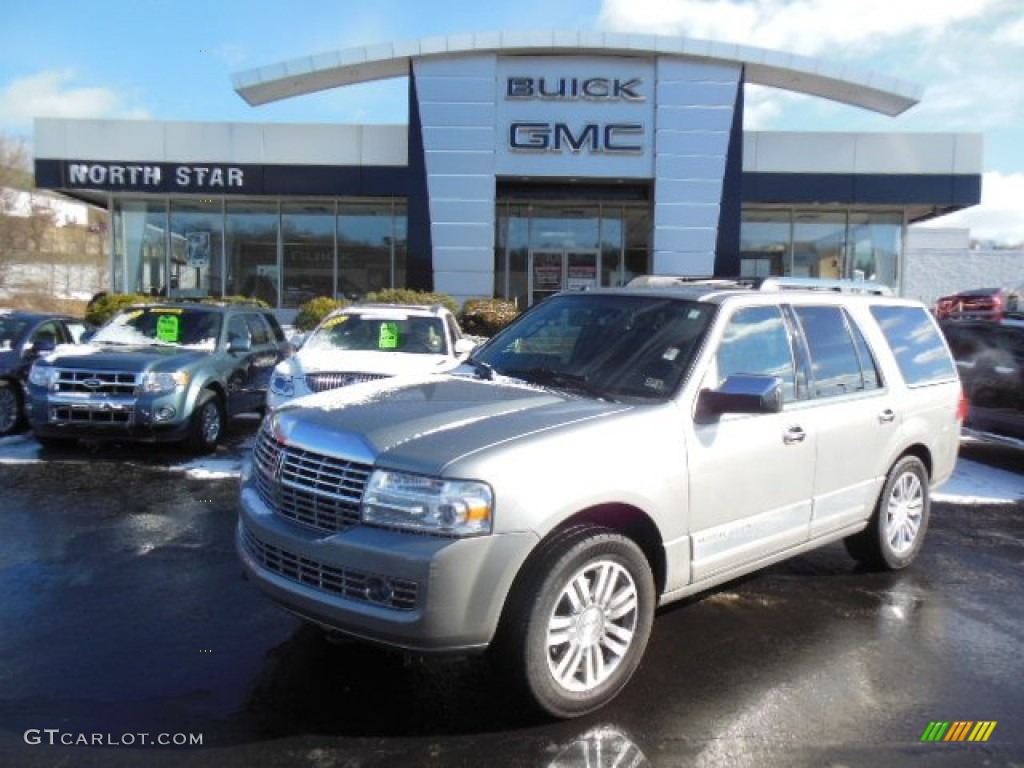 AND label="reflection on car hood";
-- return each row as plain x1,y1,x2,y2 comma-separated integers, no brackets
268,373,633,473
289,349,457,376
38,343,211,370
0,348,20,375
